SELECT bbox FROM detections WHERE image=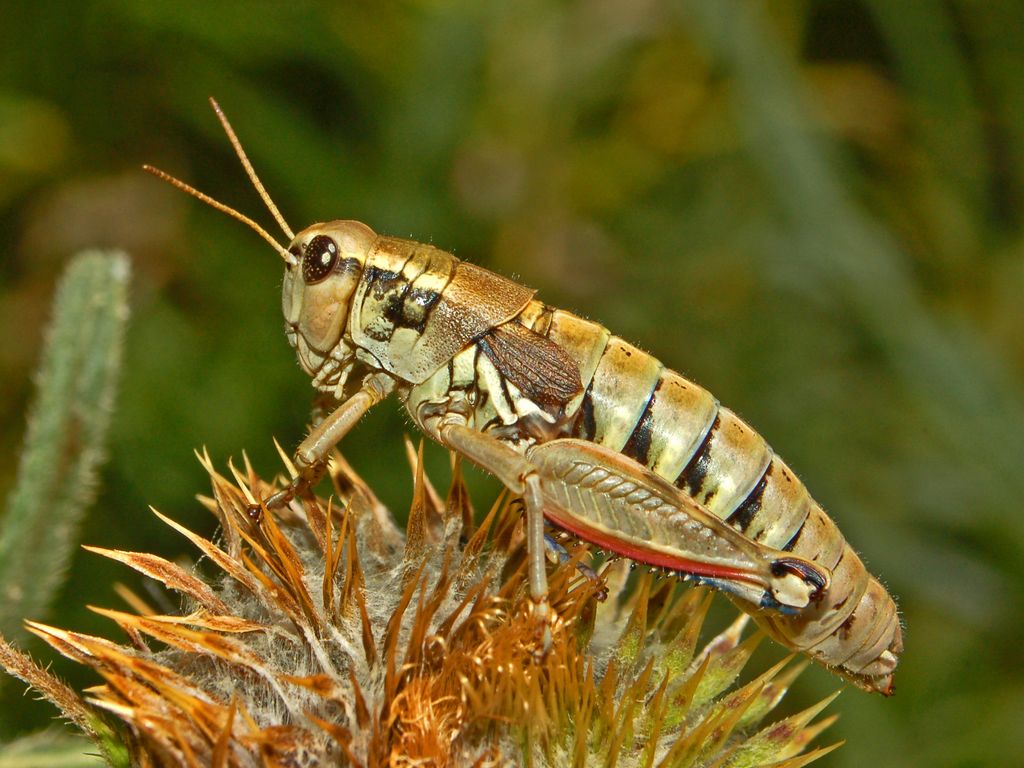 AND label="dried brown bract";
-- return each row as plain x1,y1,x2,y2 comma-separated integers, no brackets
3,445,840,767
